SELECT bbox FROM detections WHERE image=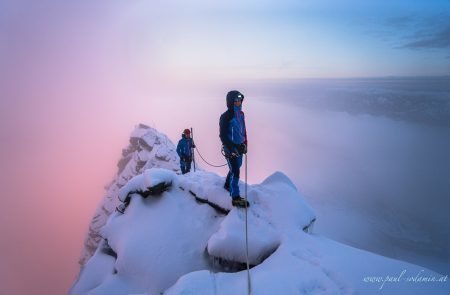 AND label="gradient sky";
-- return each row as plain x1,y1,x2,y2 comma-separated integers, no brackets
2,0,449,84
0,0,449,294
119,0,450,79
